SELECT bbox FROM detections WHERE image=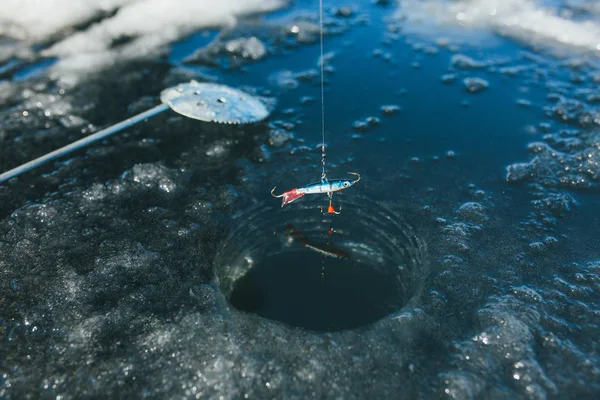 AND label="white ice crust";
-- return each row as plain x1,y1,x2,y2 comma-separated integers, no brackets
397,0,600,53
